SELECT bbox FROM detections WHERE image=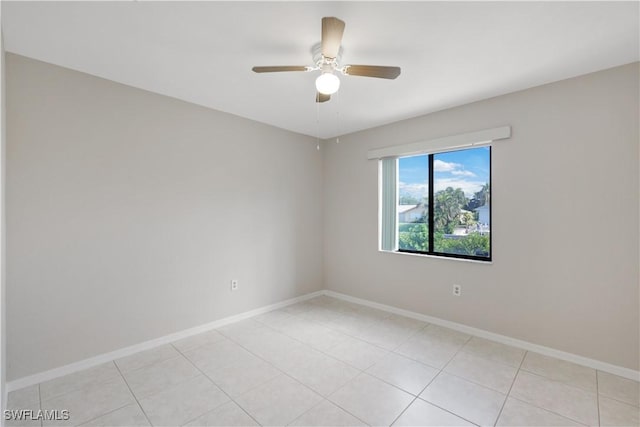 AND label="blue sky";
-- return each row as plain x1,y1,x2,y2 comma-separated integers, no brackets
398,147,490,200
